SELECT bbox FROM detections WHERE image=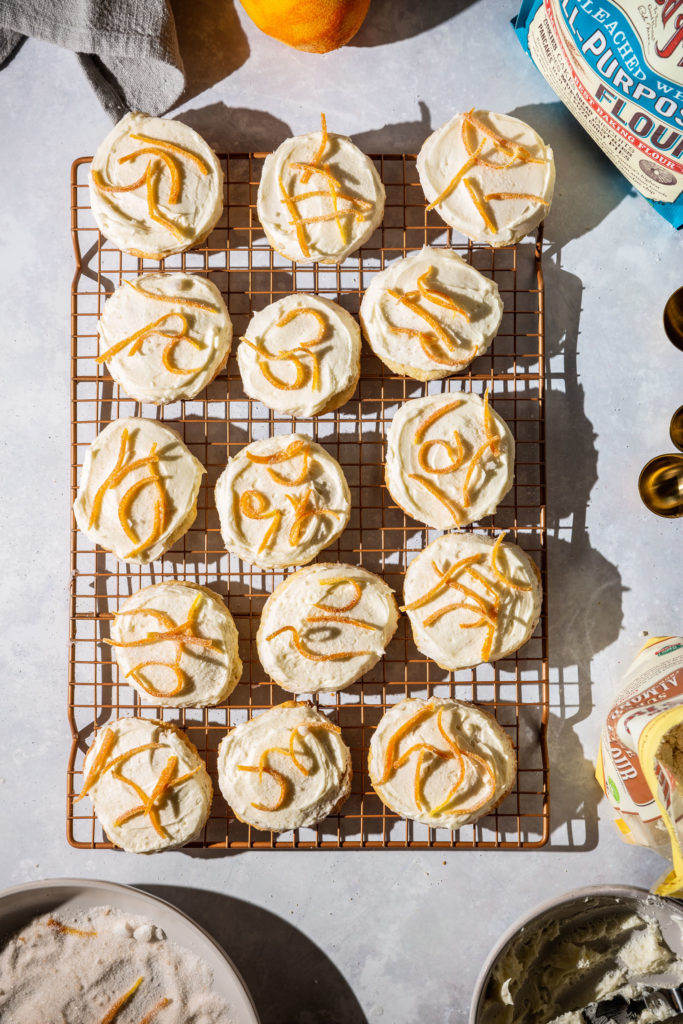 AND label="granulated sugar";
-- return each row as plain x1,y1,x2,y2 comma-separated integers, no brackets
0,905,235,1022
